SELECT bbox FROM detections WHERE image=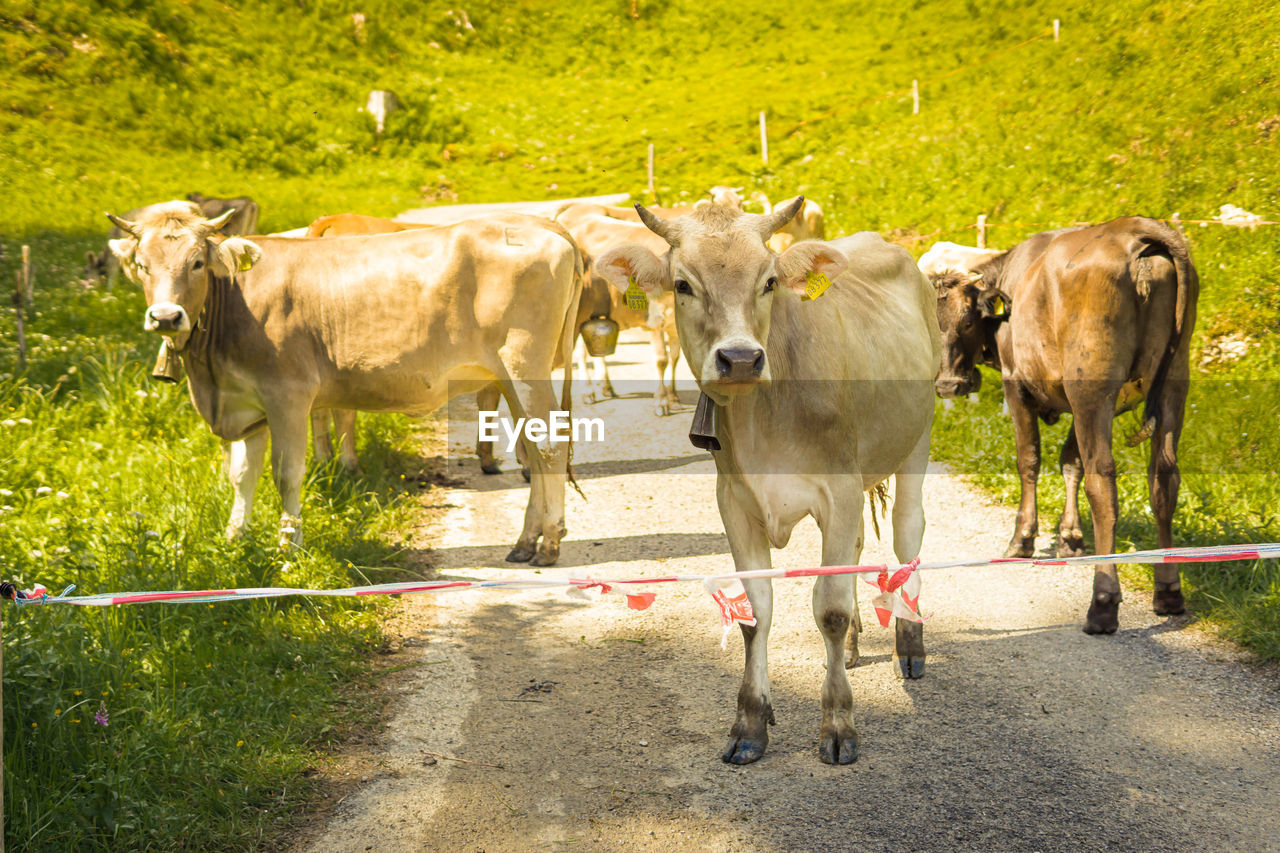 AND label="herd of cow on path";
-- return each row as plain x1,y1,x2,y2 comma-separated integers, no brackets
94,186,1198,764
